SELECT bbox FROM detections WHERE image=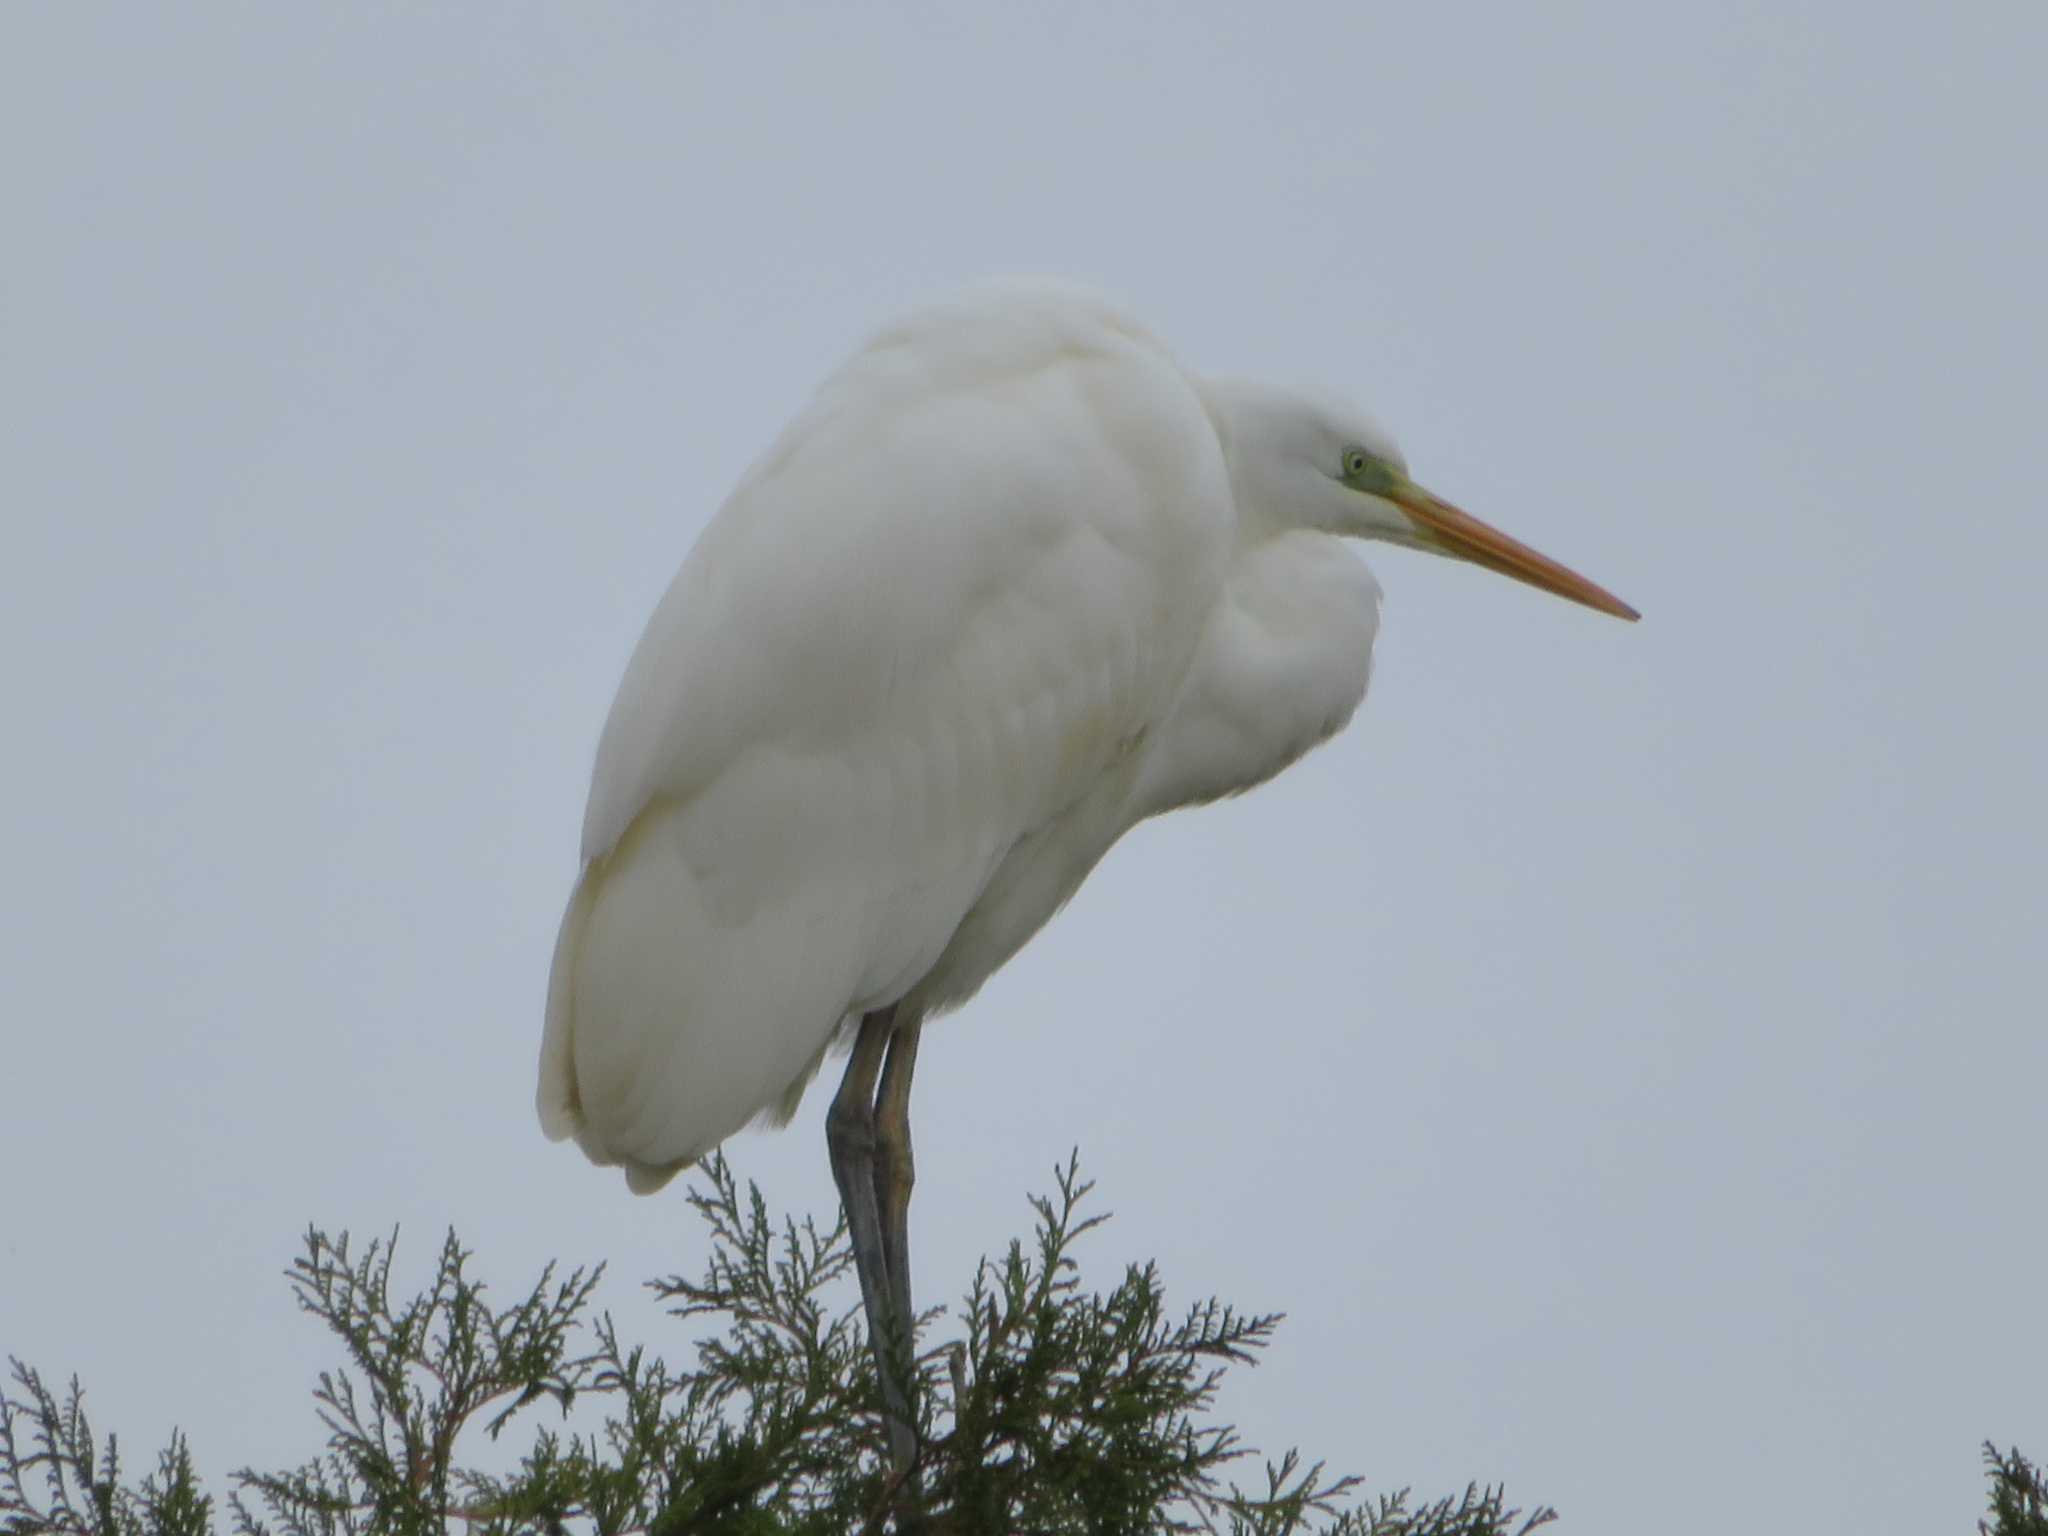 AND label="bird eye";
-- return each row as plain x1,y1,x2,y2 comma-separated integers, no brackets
1343,448,1373,478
